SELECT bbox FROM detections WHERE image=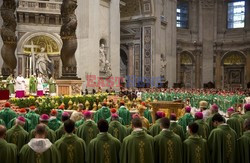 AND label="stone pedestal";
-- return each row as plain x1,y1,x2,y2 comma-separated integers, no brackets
56,80,83,96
